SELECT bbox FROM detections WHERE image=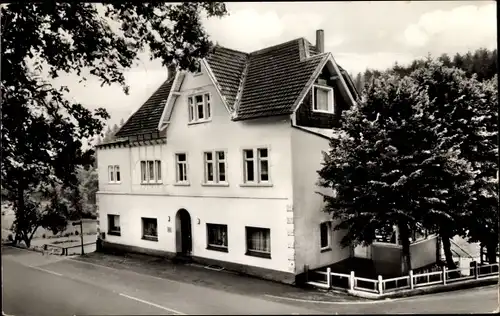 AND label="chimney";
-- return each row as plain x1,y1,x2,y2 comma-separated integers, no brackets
316,29,324,53
167,63,177,80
